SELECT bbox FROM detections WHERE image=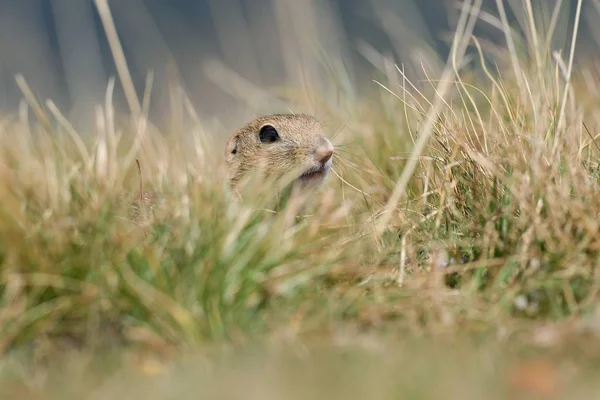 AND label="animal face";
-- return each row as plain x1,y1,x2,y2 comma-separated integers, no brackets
226,114,334,189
